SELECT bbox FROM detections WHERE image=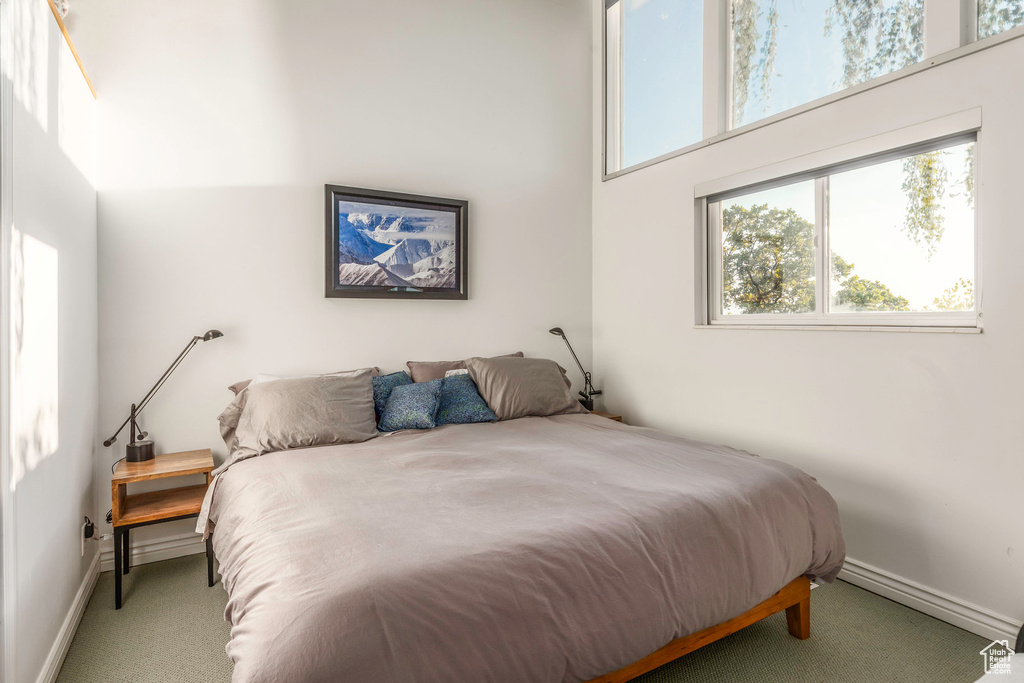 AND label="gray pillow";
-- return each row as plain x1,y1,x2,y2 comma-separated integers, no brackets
227,367,381,395
406,352,524,383
226,369,377,455
464,356,588,420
